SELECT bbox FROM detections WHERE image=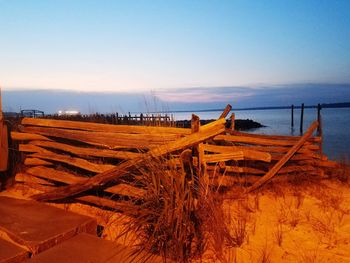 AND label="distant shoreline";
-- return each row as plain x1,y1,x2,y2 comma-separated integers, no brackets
3,102,350,117
144,102,350,114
